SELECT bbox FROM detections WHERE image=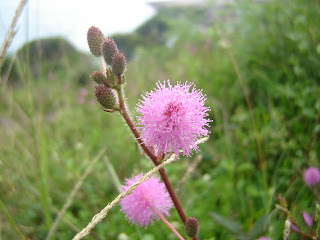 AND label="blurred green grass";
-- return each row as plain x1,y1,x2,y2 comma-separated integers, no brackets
1,0,319,239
